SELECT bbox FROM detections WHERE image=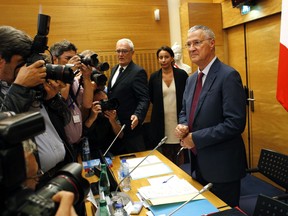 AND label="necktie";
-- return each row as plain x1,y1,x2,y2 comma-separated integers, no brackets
116,67,124,81
188,72,204,131
119,67,124,74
